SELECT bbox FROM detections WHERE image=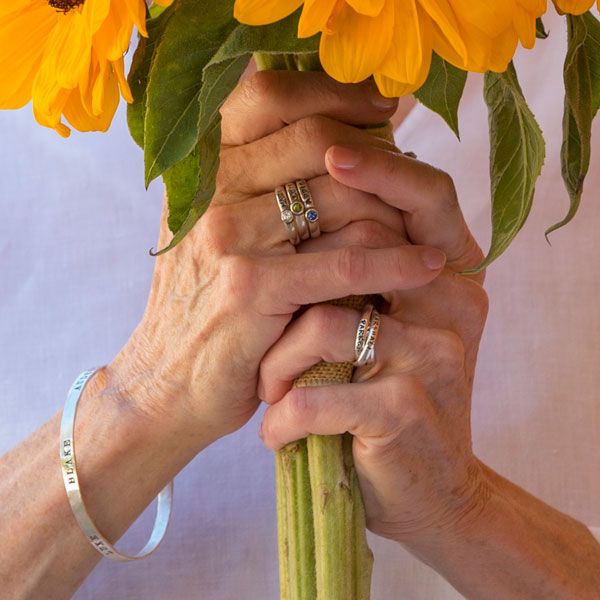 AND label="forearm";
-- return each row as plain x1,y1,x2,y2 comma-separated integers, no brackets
0,365,212,599
398,462,600,599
